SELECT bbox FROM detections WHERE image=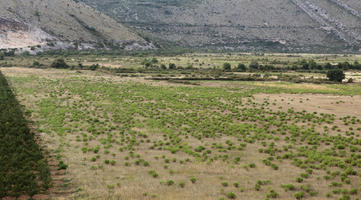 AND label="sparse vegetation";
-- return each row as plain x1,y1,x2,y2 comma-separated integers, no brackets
1,52,361,199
